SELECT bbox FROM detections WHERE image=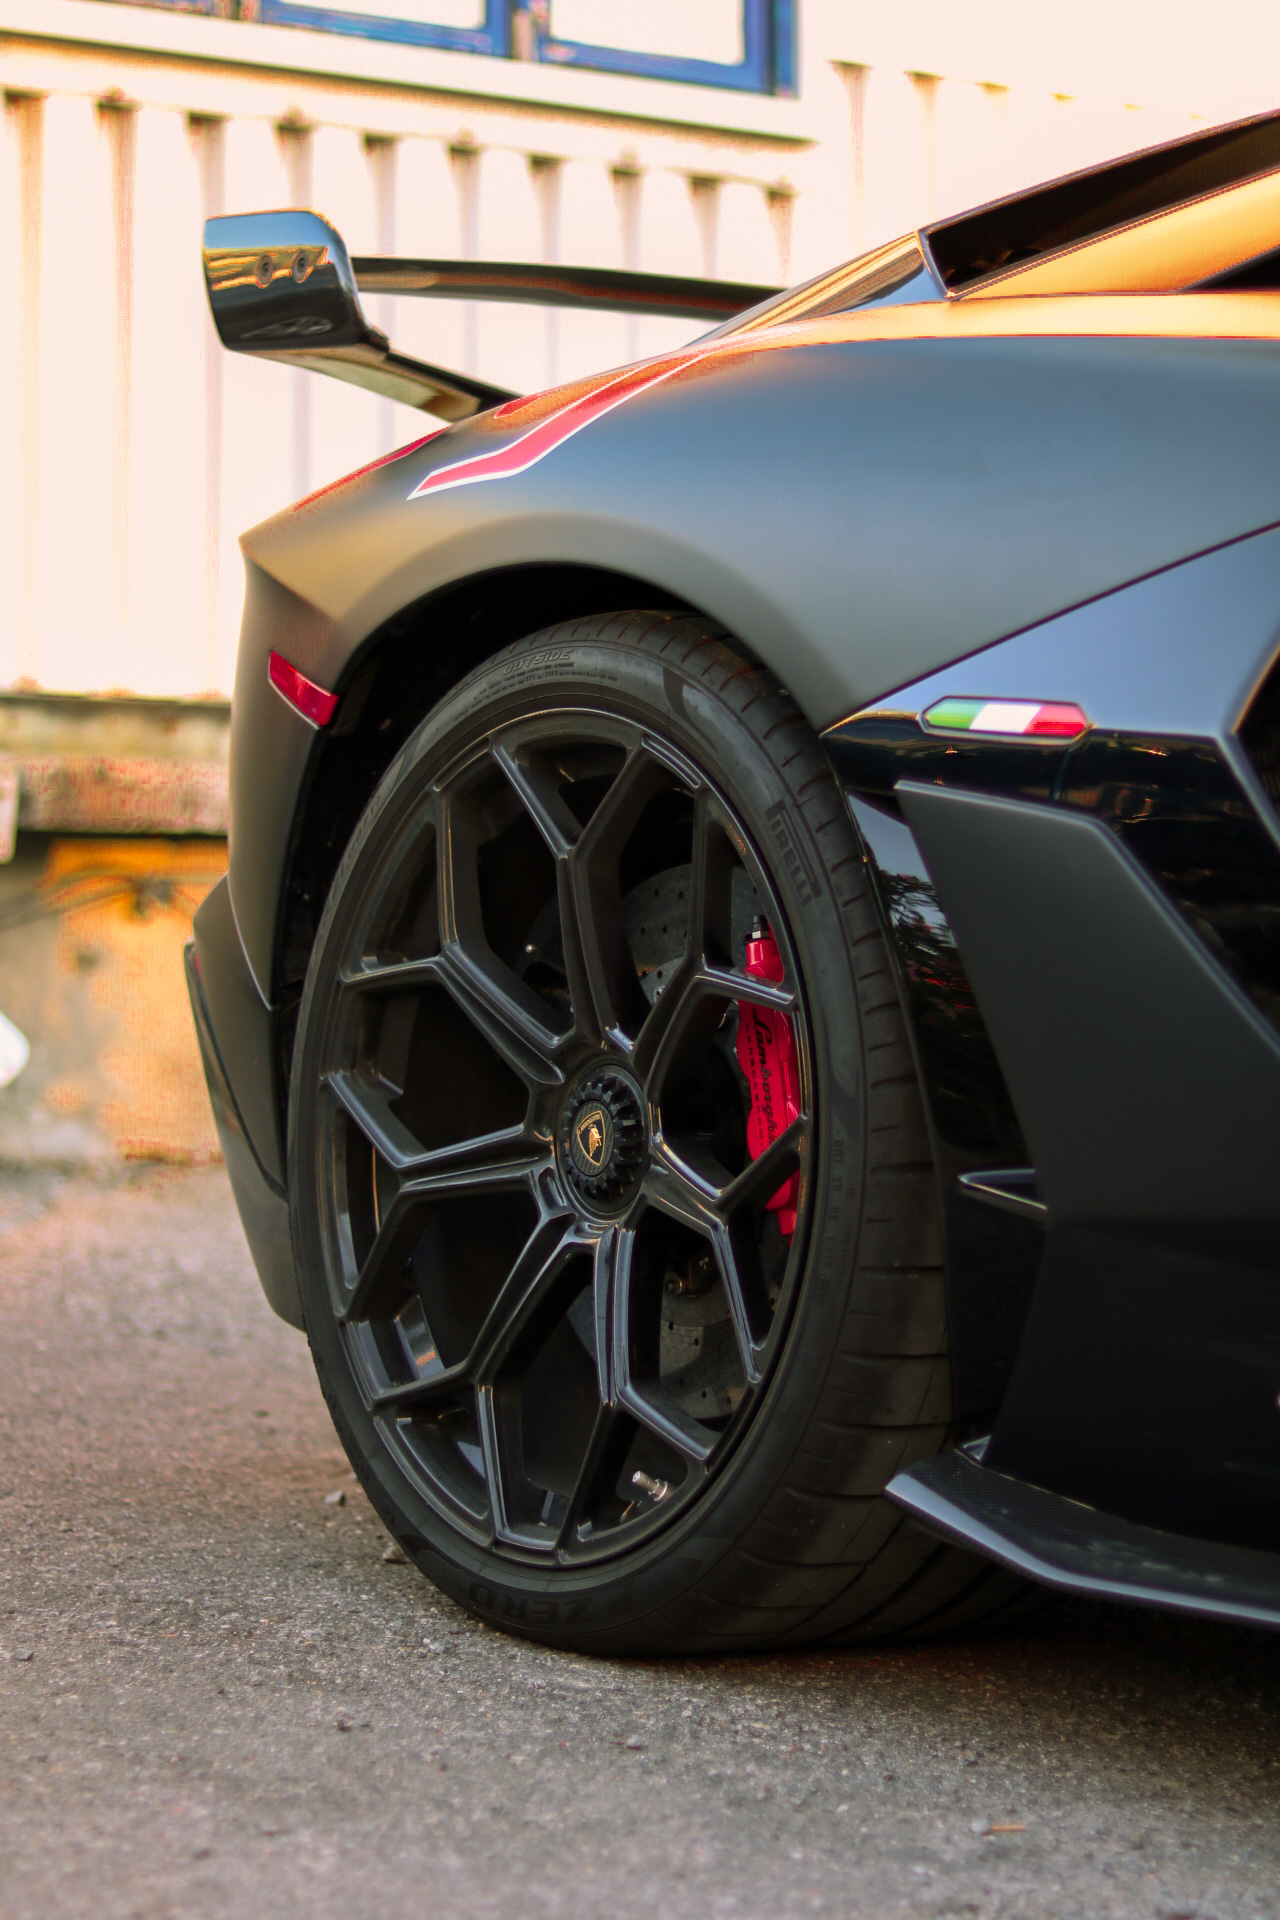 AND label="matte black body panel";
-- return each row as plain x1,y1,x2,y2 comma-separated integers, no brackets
191,876,283,1186
894,783,1280,1549
229,562,336,997
833,519,1280,743
896,783,1280,1222
826,539,1280,1536
847,792,1040,1438
888,1452,1280,1629
184,940,302,1330
202,126,1280,1588
243,336,1280,738
987,1224,1280,1550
